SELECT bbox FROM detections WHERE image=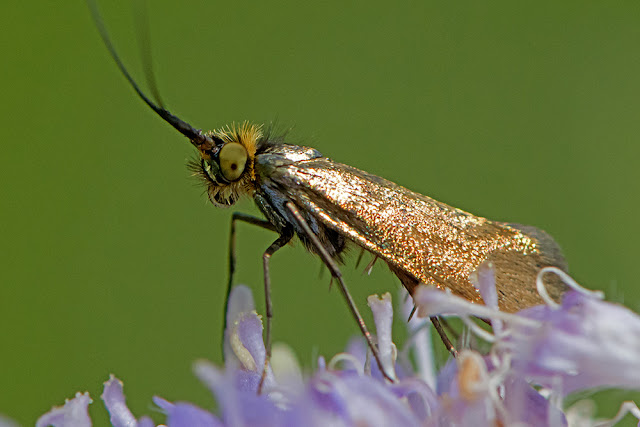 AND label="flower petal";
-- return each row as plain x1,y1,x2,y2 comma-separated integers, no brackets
400,288,436,389
0,415,19,427
470,261,503,334
413,285,532,329
223,284,256,370
101,375,137,427
367,293,397,380
193,360,282,425
152,397,221,427
225,285,255,328
36,392,92,427
300,371,420,426
502,375,566,426
388,377,439,422
505,289,640,394
270,342,304,390
136,416,156,427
